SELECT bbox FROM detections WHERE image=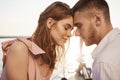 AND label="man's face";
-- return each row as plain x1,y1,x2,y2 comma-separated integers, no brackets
74,11,97,46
